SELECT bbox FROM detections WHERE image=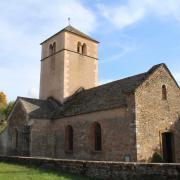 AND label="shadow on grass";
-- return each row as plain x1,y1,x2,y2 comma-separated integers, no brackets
0,162,95,180
0,170,33,174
